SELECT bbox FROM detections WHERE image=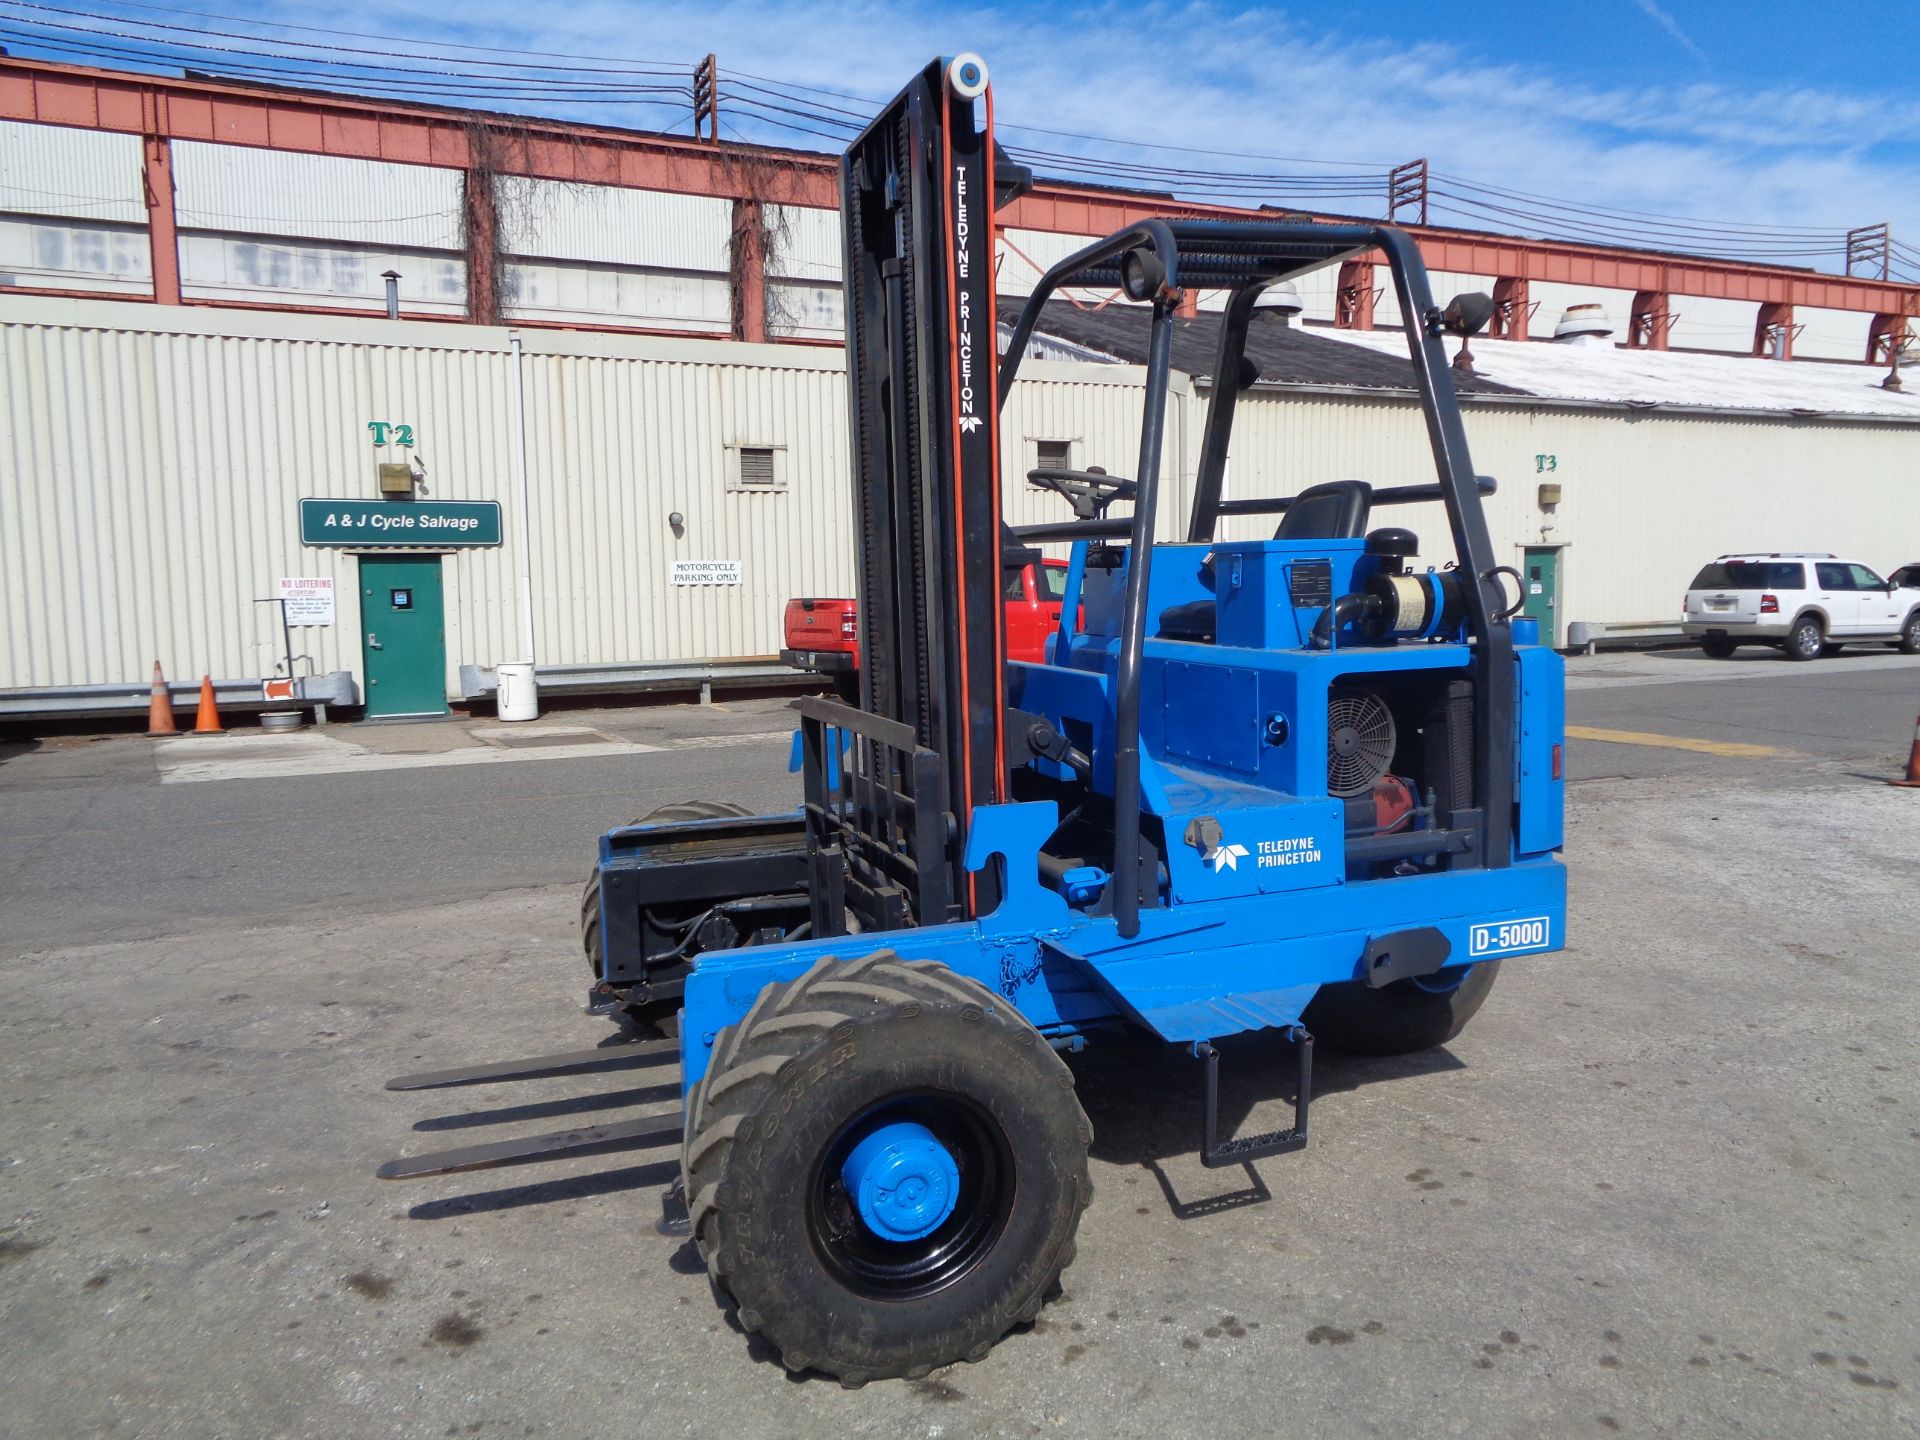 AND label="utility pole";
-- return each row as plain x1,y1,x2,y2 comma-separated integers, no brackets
693,54,719,144
1387,159,1429,227
1845,223,1889,279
